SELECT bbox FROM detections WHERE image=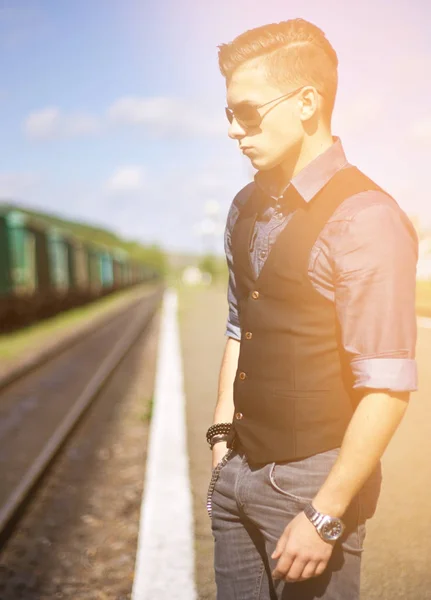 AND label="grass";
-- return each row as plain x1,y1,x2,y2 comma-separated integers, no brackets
0,283,158,364
140,395,154,423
